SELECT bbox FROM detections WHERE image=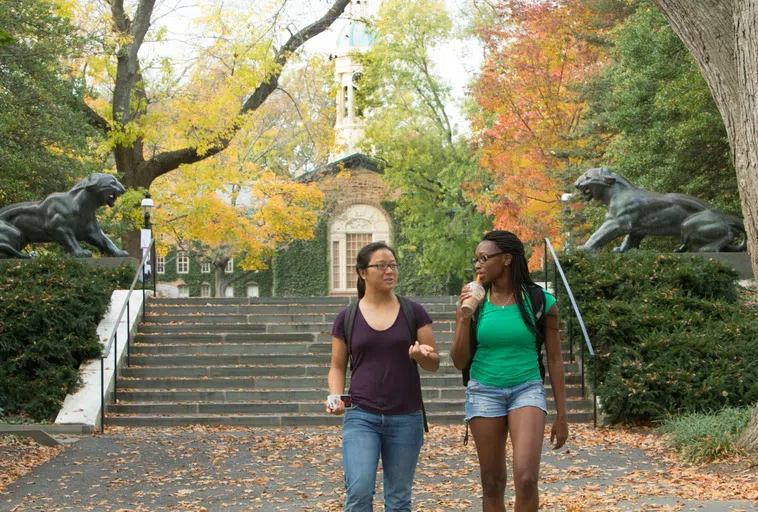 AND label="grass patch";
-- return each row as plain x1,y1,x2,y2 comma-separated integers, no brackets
659,407,754,462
